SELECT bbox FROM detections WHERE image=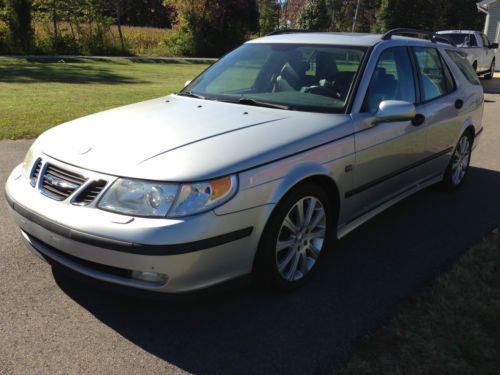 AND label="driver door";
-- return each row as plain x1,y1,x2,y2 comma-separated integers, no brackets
347,47,428,221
